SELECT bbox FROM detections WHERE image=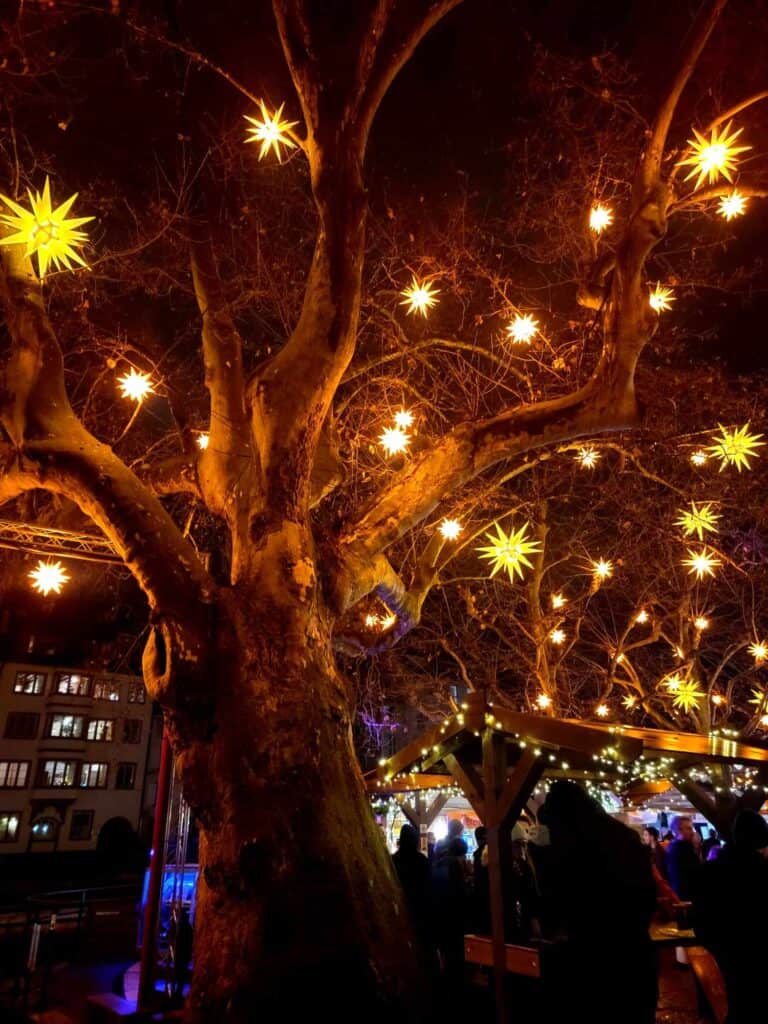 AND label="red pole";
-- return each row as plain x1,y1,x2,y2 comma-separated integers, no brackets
138,729,173,1010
